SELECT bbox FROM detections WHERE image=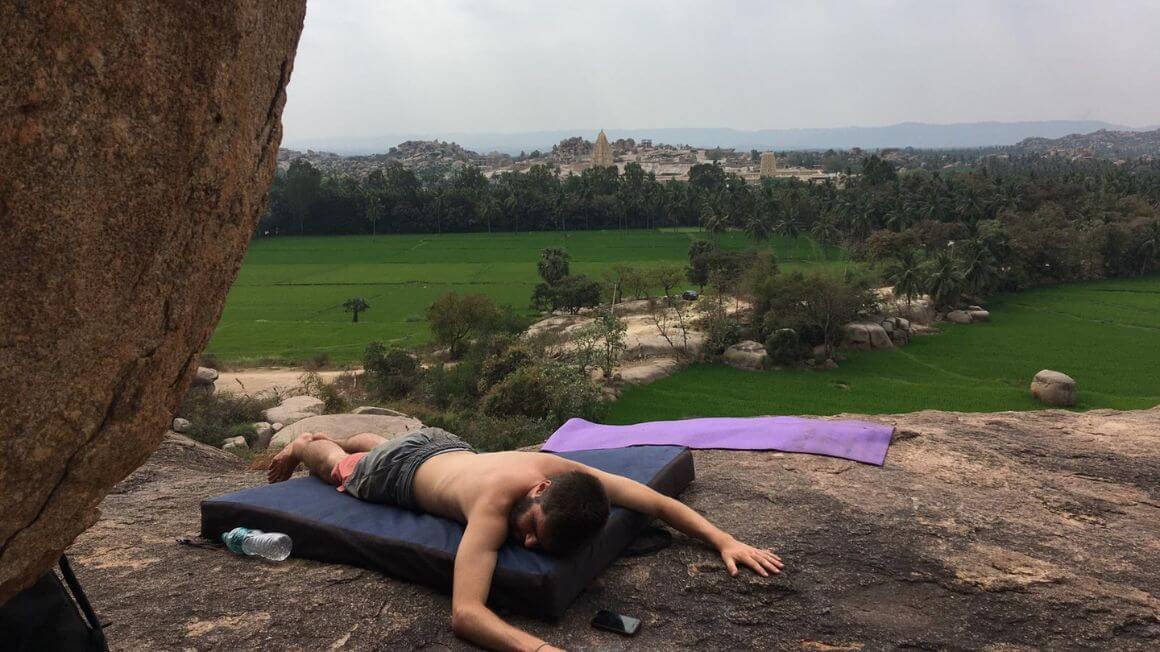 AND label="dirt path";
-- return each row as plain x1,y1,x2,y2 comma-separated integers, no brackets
215,368,355,397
